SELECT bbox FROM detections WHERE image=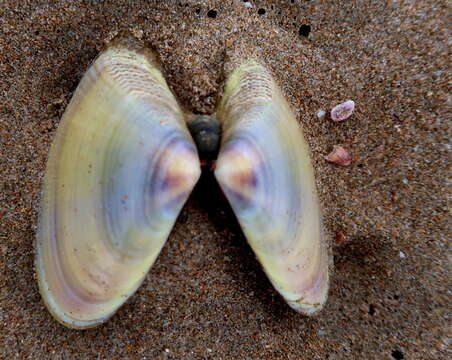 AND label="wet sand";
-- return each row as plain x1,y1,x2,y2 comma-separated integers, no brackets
0,1,449,359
